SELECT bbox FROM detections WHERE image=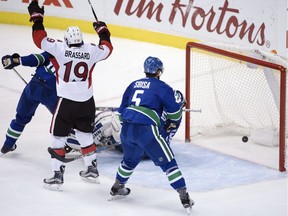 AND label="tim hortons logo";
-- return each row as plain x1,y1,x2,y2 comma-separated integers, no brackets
114,0,266,46
19,0,266,46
